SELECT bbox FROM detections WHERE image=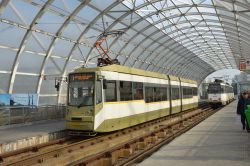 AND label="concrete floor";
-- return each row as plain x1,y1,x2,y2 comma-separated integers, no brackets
0,119,65,153
138,101,250,166
0,119,65,143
